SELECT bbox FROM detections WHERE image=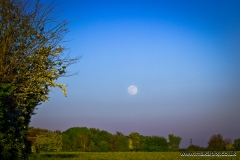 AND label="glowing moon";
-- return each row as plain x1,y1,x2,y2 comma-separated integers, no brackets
128,85,138,95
